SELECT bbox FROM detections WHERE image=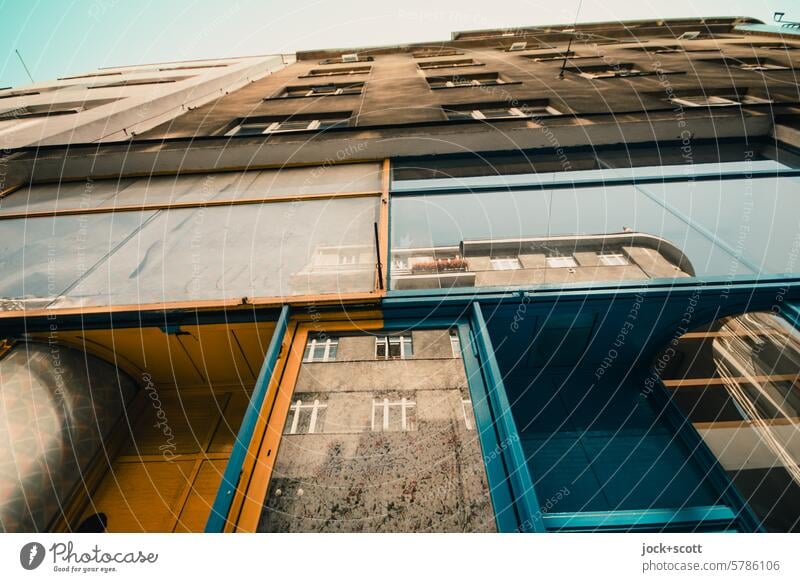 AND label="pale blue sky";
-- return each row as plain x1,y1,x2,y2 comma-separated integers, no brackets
0,0,786,89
